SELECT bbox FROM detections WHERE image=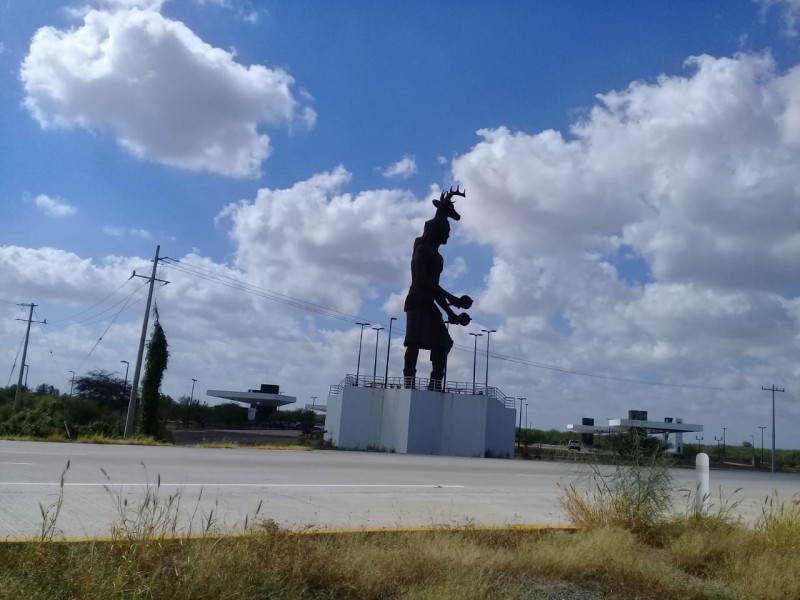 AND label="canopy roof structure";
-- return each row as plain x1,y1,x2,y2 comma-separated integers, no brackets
207,383,296,409
568,417,702,435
